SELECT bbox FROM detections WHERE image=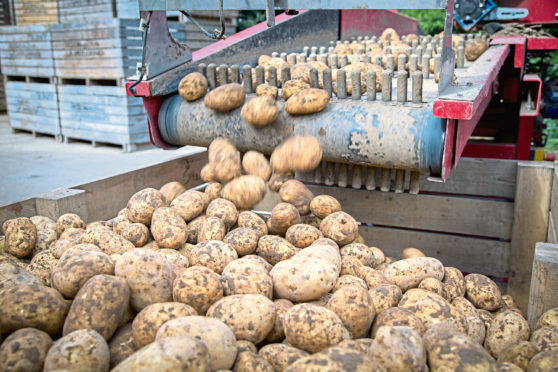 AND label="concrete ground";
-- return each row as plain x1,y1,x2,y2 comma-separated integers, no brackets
0,115,203,205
